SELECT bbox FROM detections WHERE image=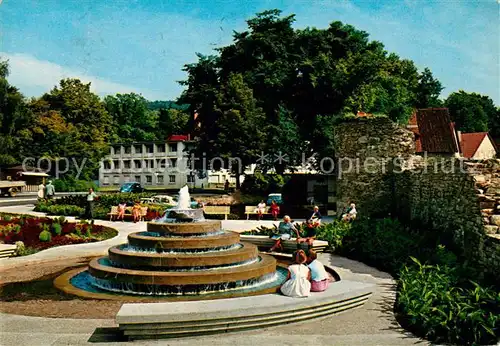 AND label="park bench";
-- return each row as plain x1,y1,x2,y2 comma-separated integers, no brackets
244,206,274,220
203,206,231,220
108,206,148,221
240,234,329,253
